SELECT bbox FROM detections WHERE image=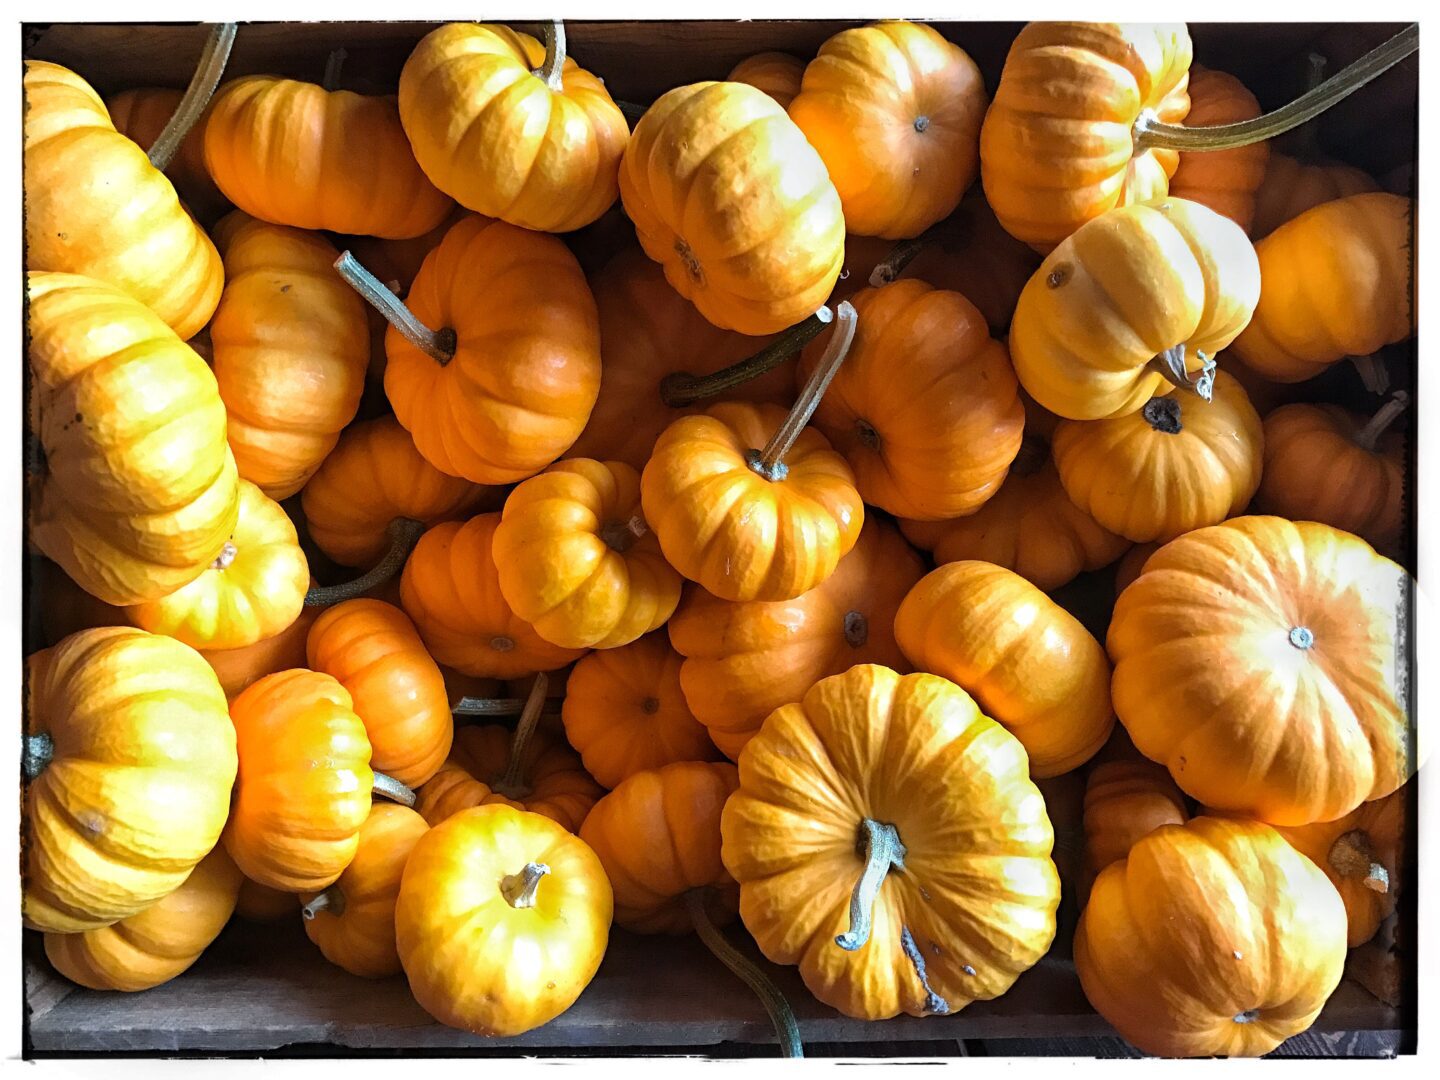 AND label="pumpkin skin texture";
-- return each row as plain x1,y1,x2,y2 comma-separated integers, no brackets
895,562,1114,778
1108,516,1410,827
301,415,497,569
1255,402,1406,552
788,21,987,239
203,75,453,239
566,249,791,471
641,401,865,603
208,213,369,500
1052,370,1264,544
223,670,375,892
24,627,238,933
397,23,628,233
980,23,1192,251
44,846,243,992
1165,68,1269,235
27,272,241,606
383,214,602,485
1080,757,1188,903
561,633,719,790
668,516,923,761
1251,153,1380,240
399,514,587,679
580,761,740,933
799,280,1024,520
721,665,1060,1020
235,876,299,923
307,599,453,789
1074,816,1348,1057
126,480,309,651
395,805,613,1037
494,459,683,650
728,52,806,109
1230,194,1415,383
619,81,846,335
105,87,230,226
300,802,430,978
414,725,603,834
23,62,222,339
1010,197,1261,420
